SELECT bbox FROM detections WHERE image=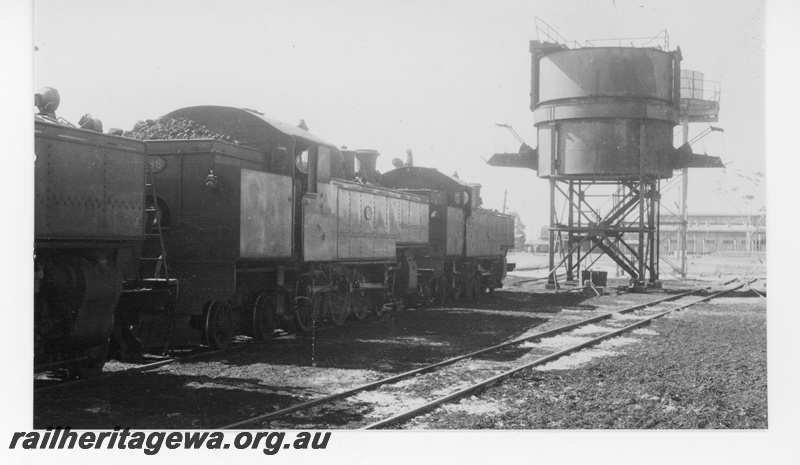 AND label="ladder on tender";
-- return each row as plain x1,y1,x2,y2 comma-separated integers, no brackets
140,160,176,354
144,160,170,280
